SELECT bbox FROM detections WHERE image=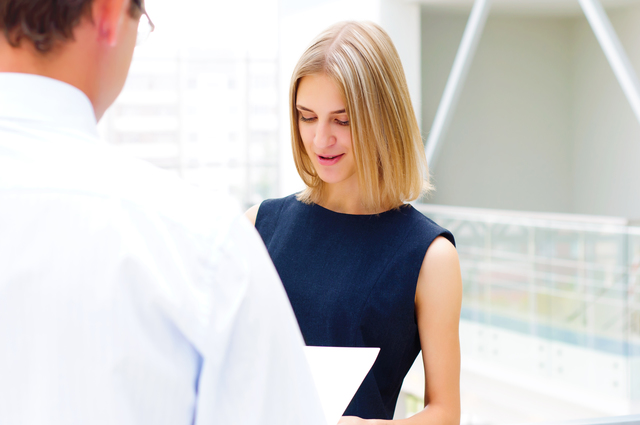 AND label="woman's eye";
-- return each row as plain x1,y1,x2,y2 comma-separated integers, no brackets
299,115,315,123
336,119,350,126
